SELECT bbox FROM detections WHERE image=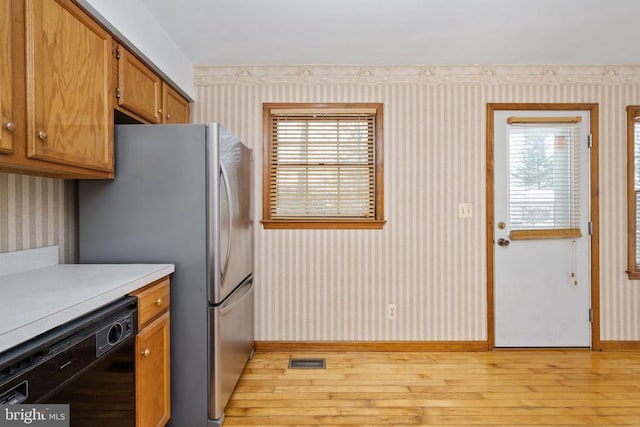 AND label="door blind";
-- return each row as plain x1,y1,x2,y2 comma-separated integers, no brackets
507,120,582,238
269,113,375,219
